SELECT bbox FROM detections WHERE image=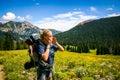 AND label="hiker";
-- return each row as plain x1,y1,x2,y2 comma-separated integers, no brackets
37,29,64,80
